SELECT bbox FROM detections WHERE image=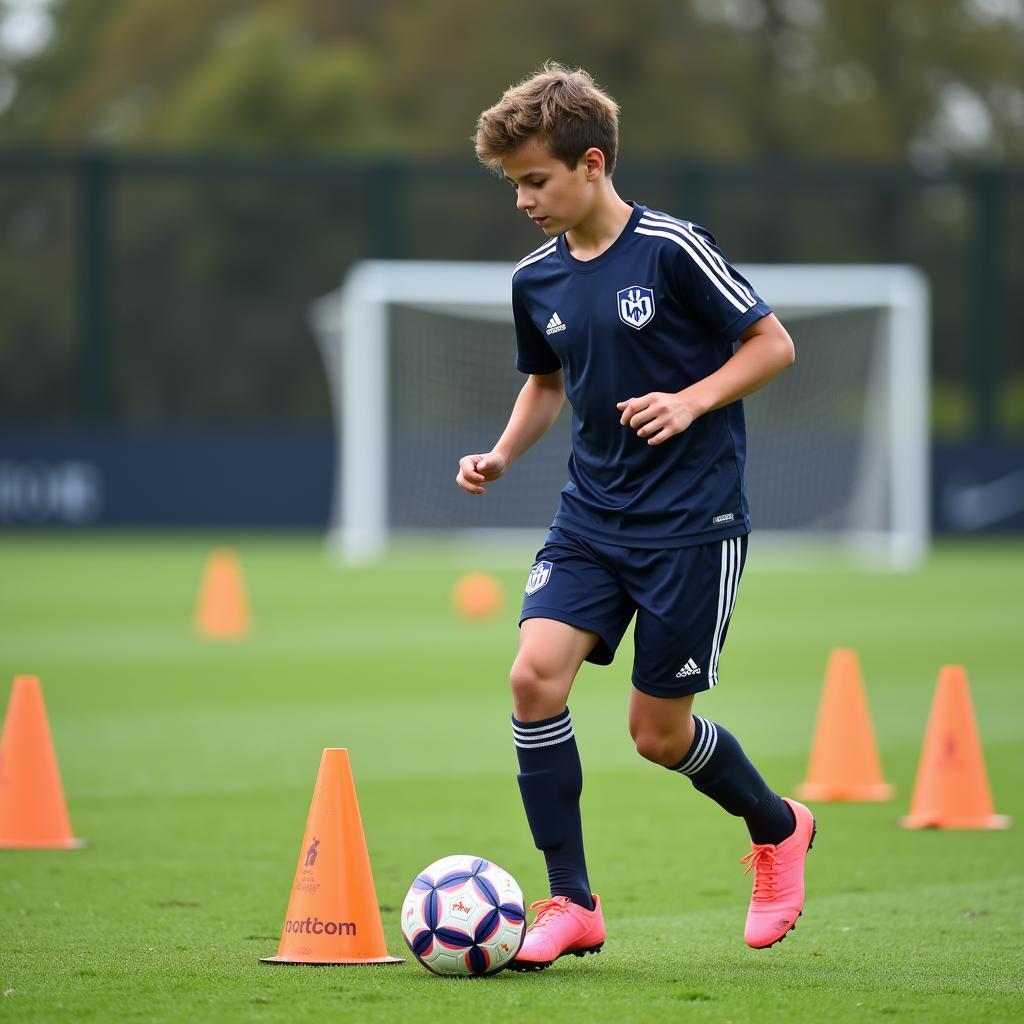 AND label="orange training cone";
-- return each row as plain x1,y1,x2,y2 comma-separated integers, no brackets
901,666,1011,830
452,572,505,620
796,648,894,801
0,676,85,849
194,548,250,638
261,748,403,965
